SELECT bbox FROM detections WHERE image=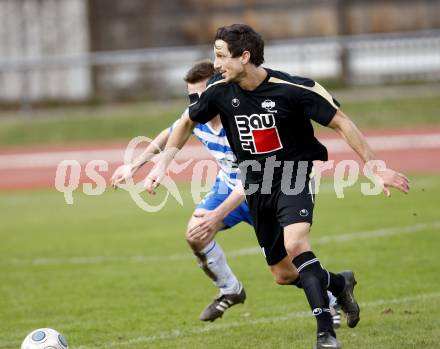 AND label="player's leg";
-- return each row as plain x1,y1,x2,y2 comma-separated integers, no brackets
329,292,341,329
186,208,242,295
186,209,245,322
269,255,299,285
277,171,356,348
269,255,341,328
282,236,359,328
283,222,340,348
247,189,342,346
186,180,248,321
